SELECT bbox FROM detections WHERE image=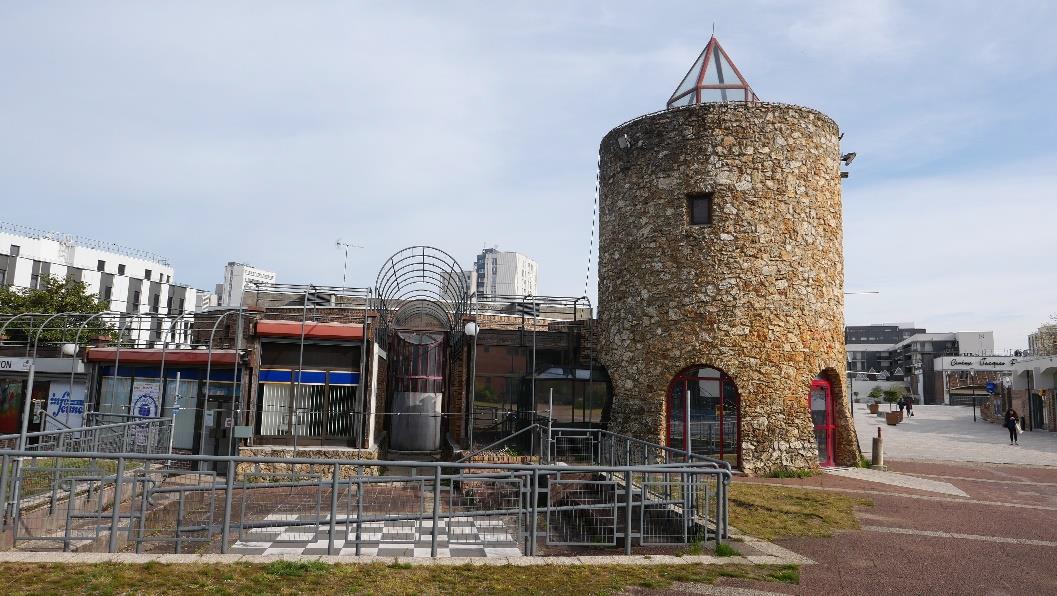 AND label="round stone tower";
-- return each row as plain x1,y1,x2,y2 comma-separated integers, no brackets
597,37,858,475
